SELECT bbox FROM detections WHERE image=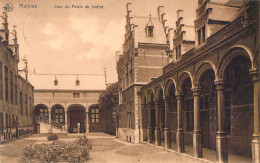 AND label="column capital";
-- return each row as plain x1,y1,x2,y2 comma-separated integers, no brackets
249,68,260,83
214,80,226,90
191,87,201,96
176,93,183,100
